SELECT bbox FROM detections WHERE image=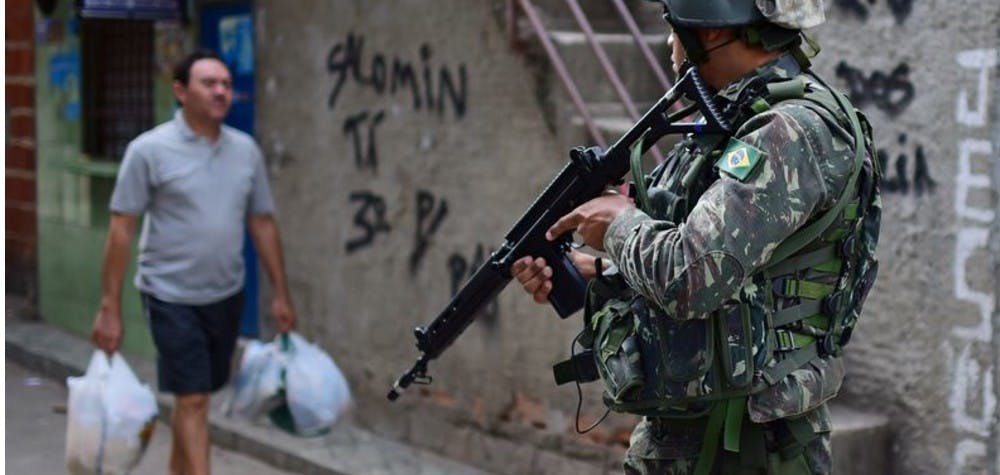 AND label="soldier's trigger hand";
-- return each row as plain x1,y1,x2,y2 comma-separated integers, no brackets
512,256,553,305
569,249,603,280
545,193,633,251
